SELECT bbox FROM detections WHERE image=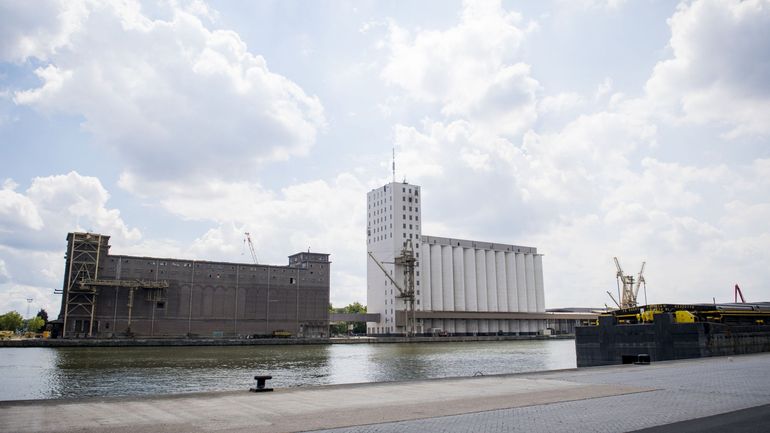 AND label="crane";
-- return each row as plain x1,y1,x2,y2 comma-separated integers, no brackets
244,232,258,265
368,240,417,336
608,257,646,309
735,284,746,303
